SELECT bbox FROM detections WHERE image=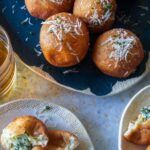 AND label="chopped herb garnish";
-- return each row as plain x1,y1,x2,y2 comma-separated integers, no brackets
115,41,127,46
56,16,62,24
11,134,31,150
116,41,122,45
104,3,112,12
41,106,53,113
